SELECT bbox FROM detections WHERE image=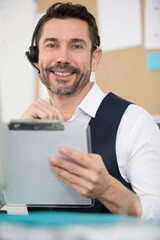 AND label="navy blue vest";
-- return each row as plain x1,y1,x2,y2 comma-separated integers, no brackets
28,92,133,213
